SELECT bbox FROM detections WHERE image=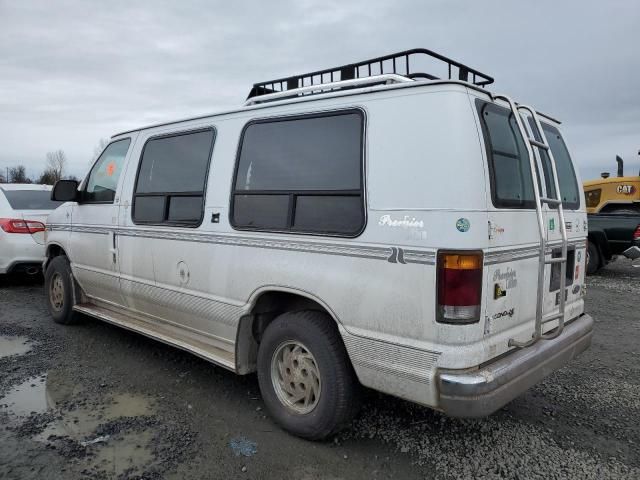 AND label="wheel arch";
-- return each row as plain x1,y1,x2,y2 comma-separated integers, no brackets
44,242,68,272
235,286,347,375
